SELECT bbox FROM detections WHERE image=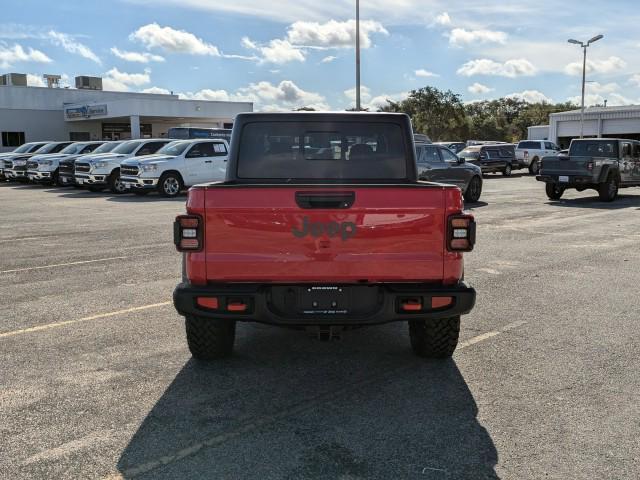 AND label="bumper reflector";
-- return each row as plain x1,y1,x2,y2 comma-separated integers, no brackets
431,296,453,309
196,297,219,309
401,299,423,312
227,302,248,312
